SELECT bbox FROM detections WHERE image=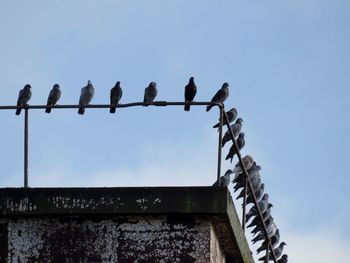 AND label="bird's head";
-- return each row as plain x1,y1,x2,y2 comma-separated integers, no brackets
222,82,229,89
53,84,60,89
225,169,233,175
239,132,245,138
189,76,194,82
24,84,31,89
87,80,92,85
282,254,288,259
257,165,262,170
268,203,273,208
116,81,120,86
150,82,157,87
263,193,269,199
236,117,243,124
230,107,237,113
280,242,287,247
